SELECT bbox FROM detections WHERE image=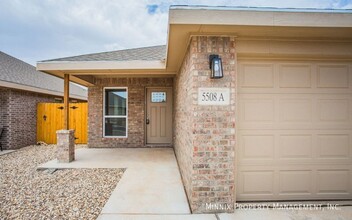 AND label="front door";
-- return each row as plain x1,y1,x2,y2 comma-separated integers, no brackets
146,88,172,144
